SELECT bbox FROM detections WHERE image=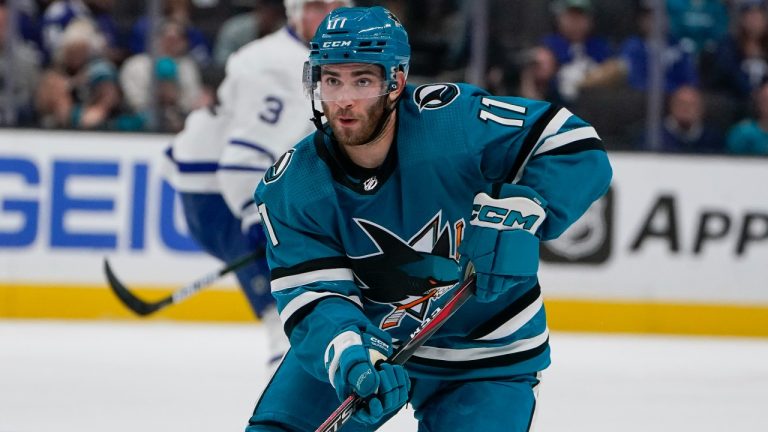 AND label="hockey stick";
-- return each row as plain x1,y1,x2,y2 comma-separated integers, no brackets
104,249,264,316
314,273,476,432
